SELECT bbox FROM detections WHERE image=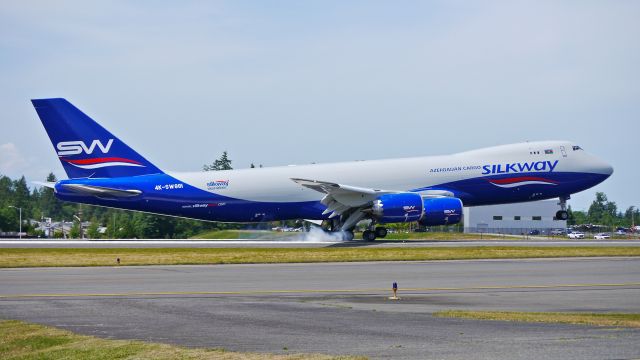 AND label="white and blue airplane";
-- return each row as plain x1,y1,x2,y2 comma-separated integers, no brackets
32,98,613,241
